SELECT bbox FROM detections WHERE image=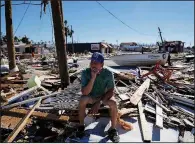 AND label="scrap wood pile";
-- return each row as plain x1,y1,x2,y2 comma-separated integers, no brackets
1,62,194,142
